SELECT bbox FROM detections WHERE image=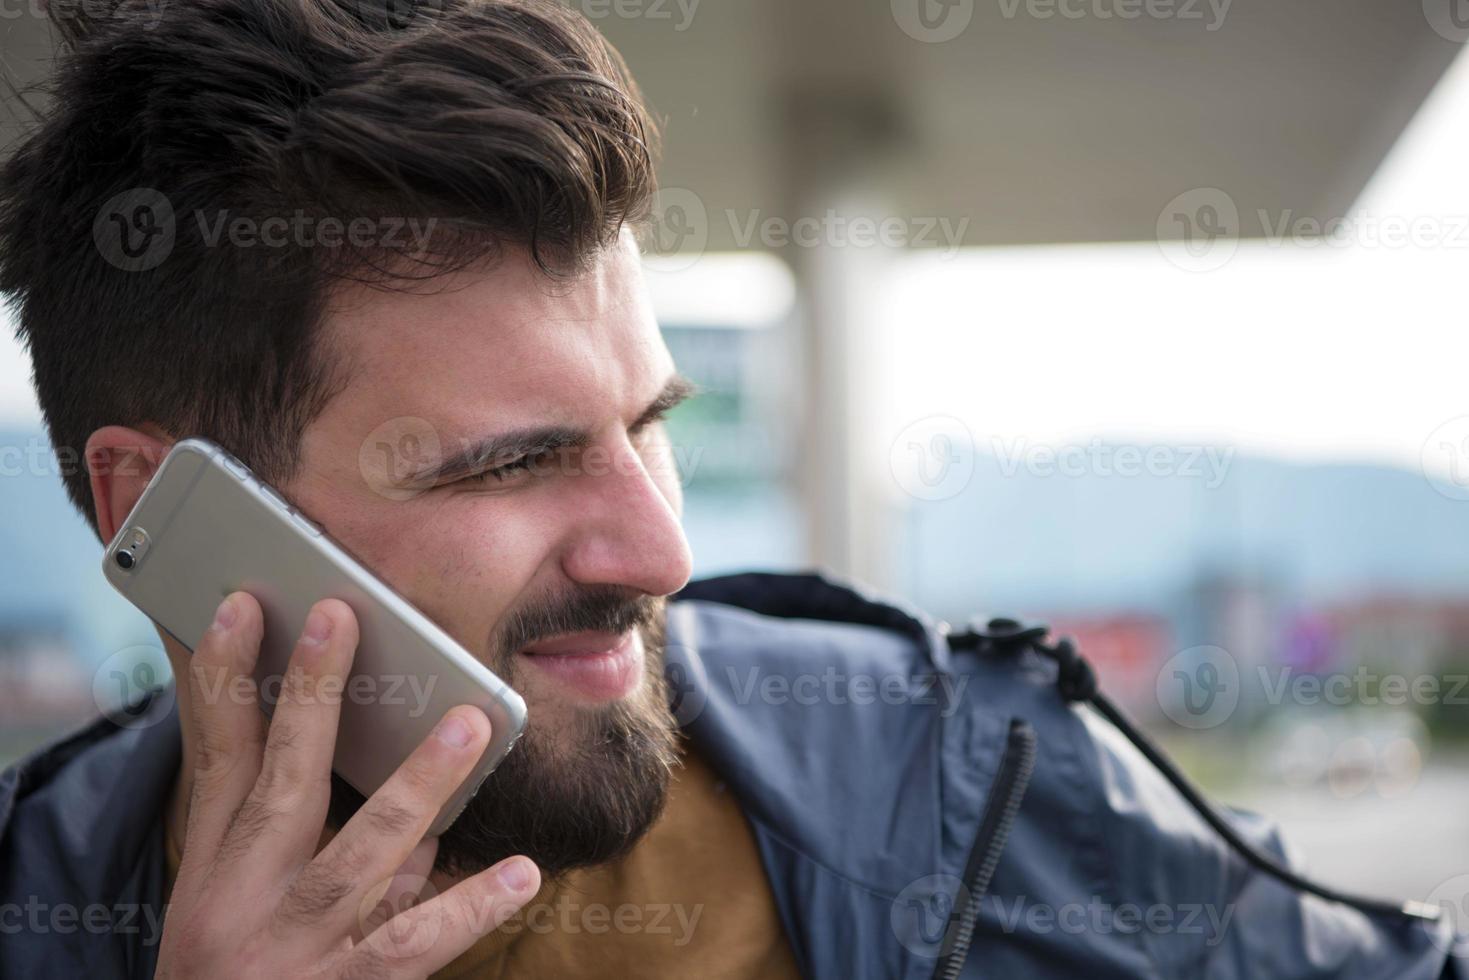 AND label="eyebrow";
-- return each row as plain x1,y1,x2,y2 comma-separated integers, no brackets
402,372,700,489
